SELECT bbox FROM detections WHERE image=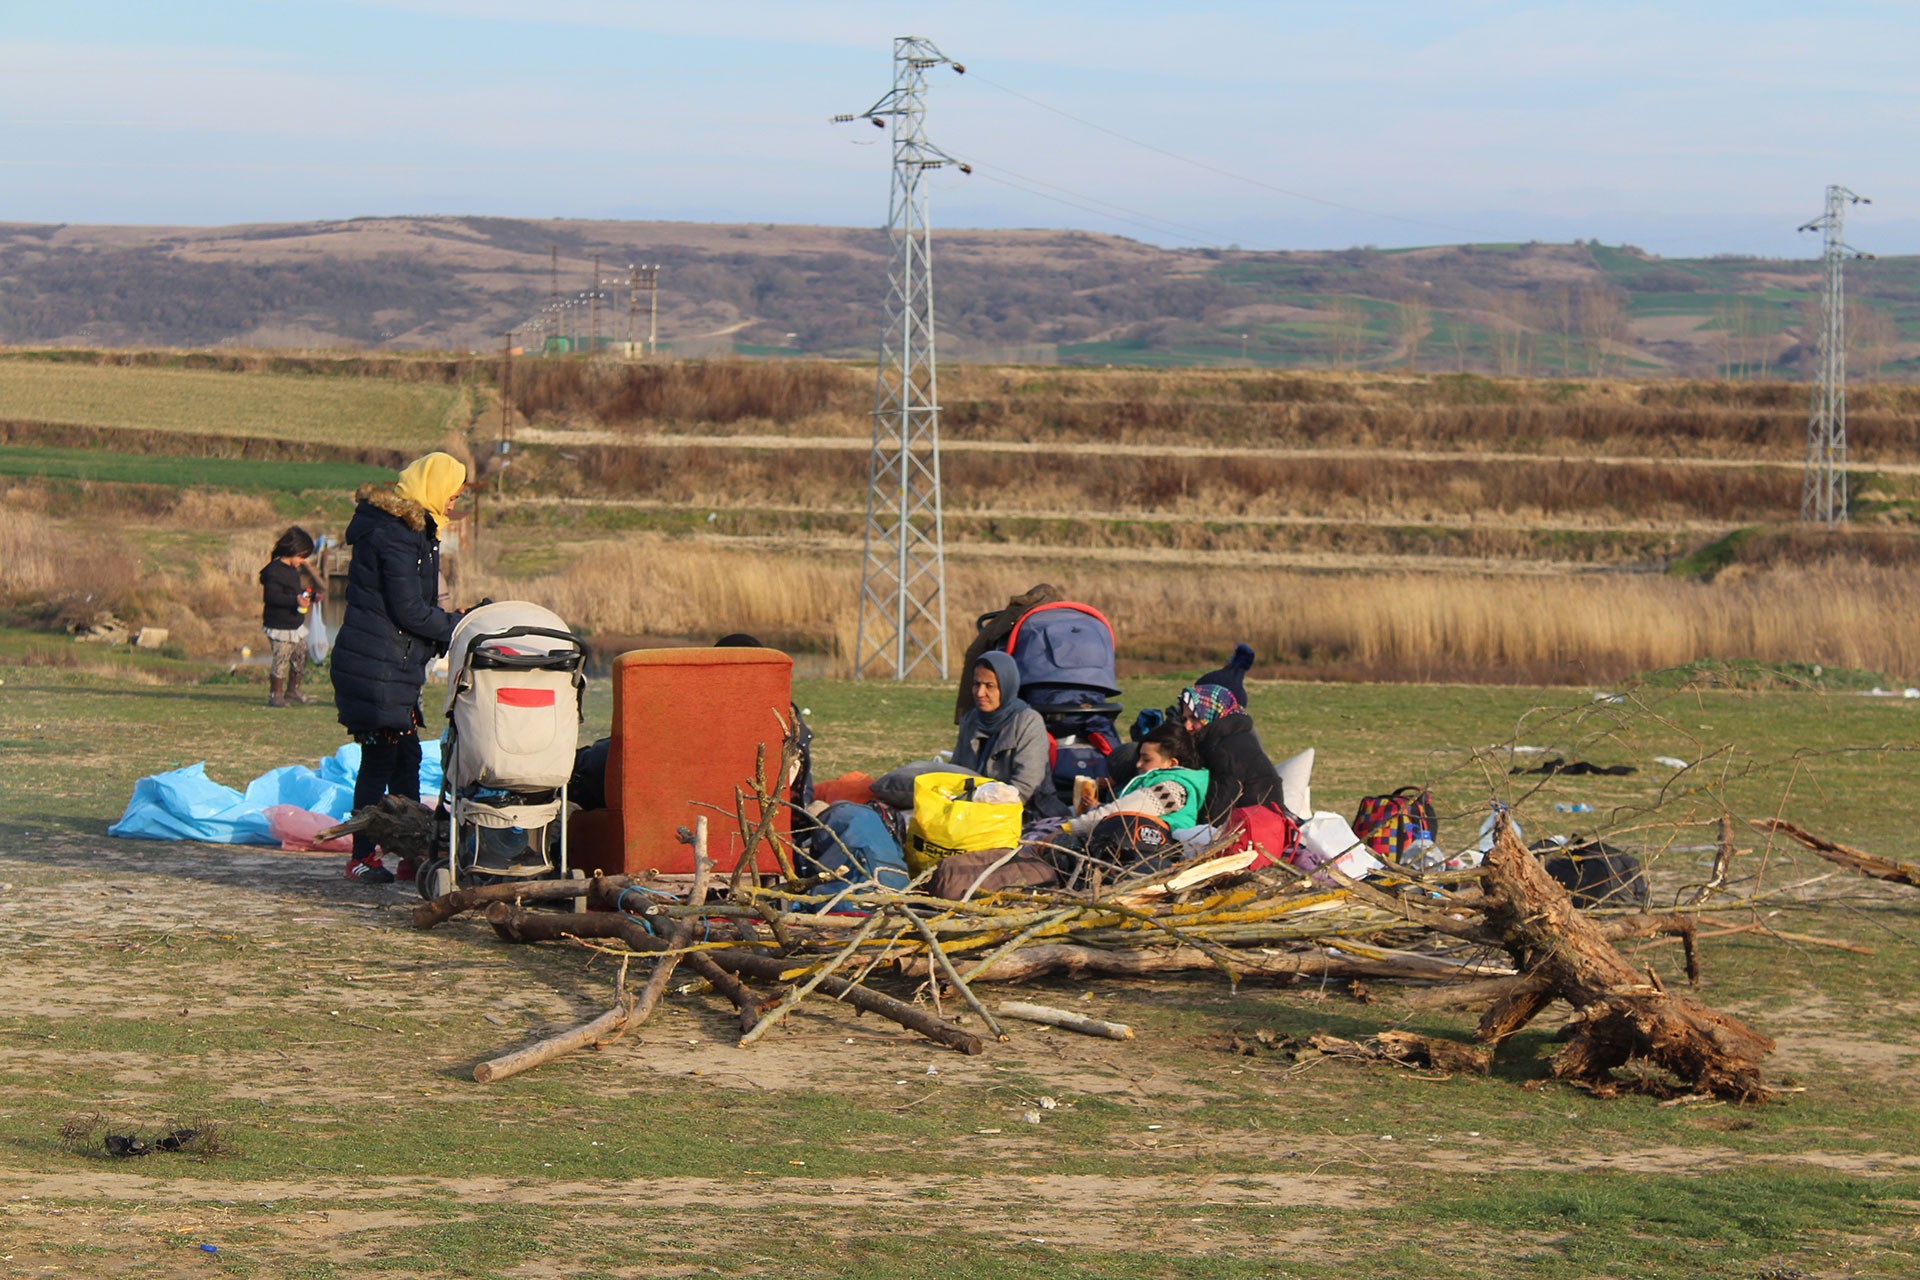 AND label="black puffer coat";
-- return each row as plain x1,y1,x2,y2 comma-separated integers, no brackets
331,484,459,733
259,560,307,630
1193,711,1283,826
